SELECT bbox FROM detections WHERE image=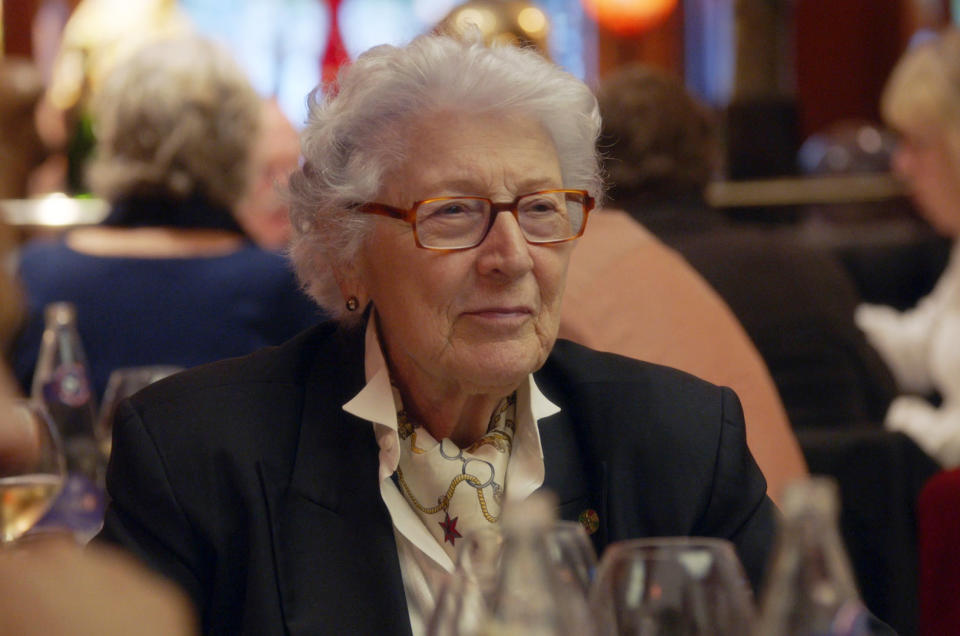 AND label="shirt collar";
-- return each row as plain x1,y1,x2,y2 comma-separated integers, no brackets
340,312,560,487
